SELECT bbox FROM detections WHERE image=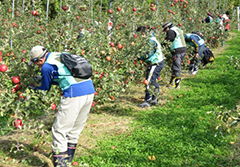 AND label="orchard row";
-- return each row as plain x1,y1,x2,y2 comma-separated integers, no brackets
0,0,232,130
